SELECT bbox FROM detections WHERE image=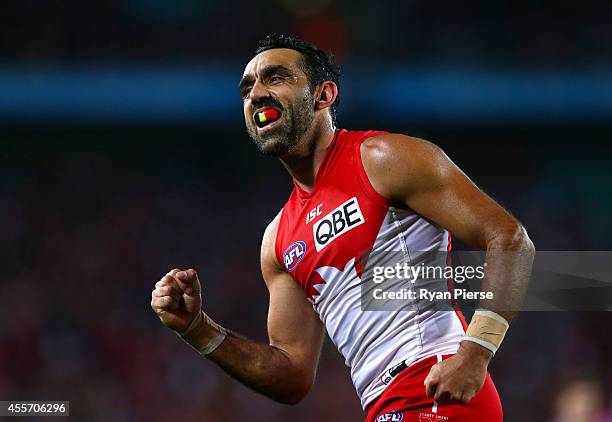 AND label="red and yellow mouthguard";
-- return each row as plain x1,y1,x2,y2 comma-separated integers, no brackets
256,108,282,126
